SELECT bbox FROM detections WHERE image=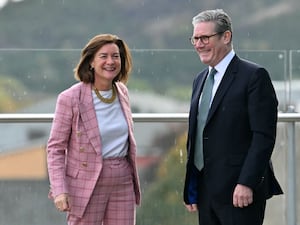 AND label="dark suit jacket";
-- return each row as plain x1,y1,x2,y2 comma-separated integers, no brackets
184,55,283,205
